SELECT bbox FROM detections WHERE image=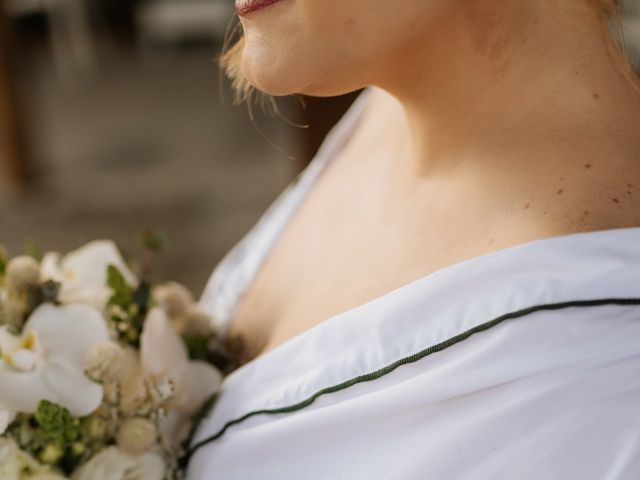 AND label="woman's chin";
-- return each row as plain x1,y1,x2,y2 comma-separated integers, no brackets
241,60,309,97
242,64,357,98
